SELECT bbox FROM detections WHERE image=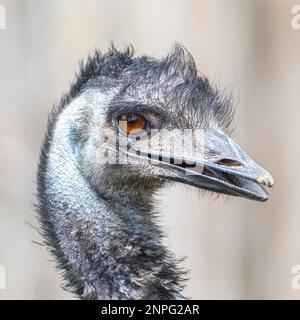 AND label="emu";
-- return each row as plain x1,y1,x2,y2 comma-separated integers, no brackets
37,45,273,299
